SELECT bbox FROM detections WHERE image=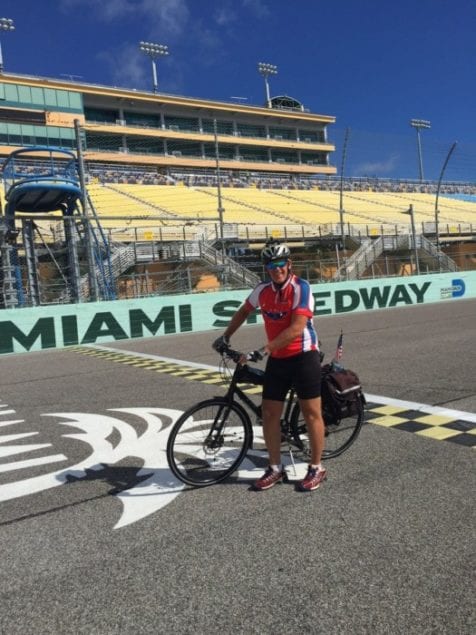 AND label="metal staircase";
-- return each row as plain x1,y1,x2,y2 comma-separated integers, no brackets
419,236,458,272
333,234,458,280
333,238,383,280
72,240,136,301
198,241,261,287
